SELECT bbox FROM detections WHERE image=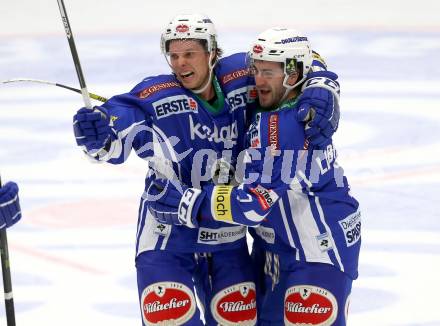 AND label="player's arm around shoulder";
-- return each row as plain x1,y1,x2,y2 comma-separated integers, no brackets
296,51,341,148
216,52,254,87
144,141,292,228
0,182,21,229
